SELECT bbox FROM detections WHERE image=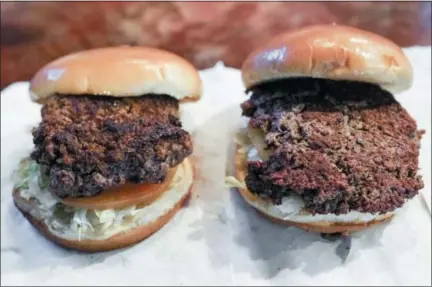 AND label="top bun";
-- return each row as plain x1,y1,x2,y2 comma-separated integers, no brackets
30,46,202,102
241,25,413,94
